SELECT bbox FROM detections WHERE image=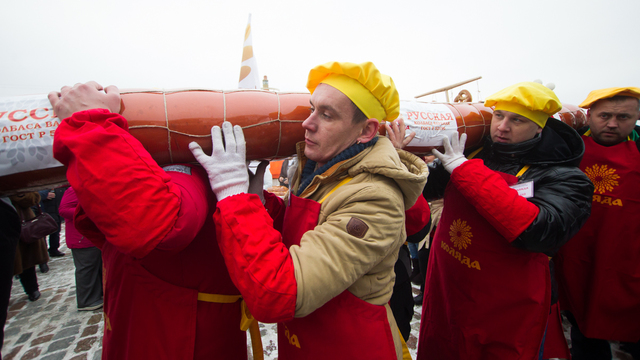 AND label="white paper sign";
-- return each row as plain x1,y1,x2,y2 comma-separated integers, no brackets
0,94,62,177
